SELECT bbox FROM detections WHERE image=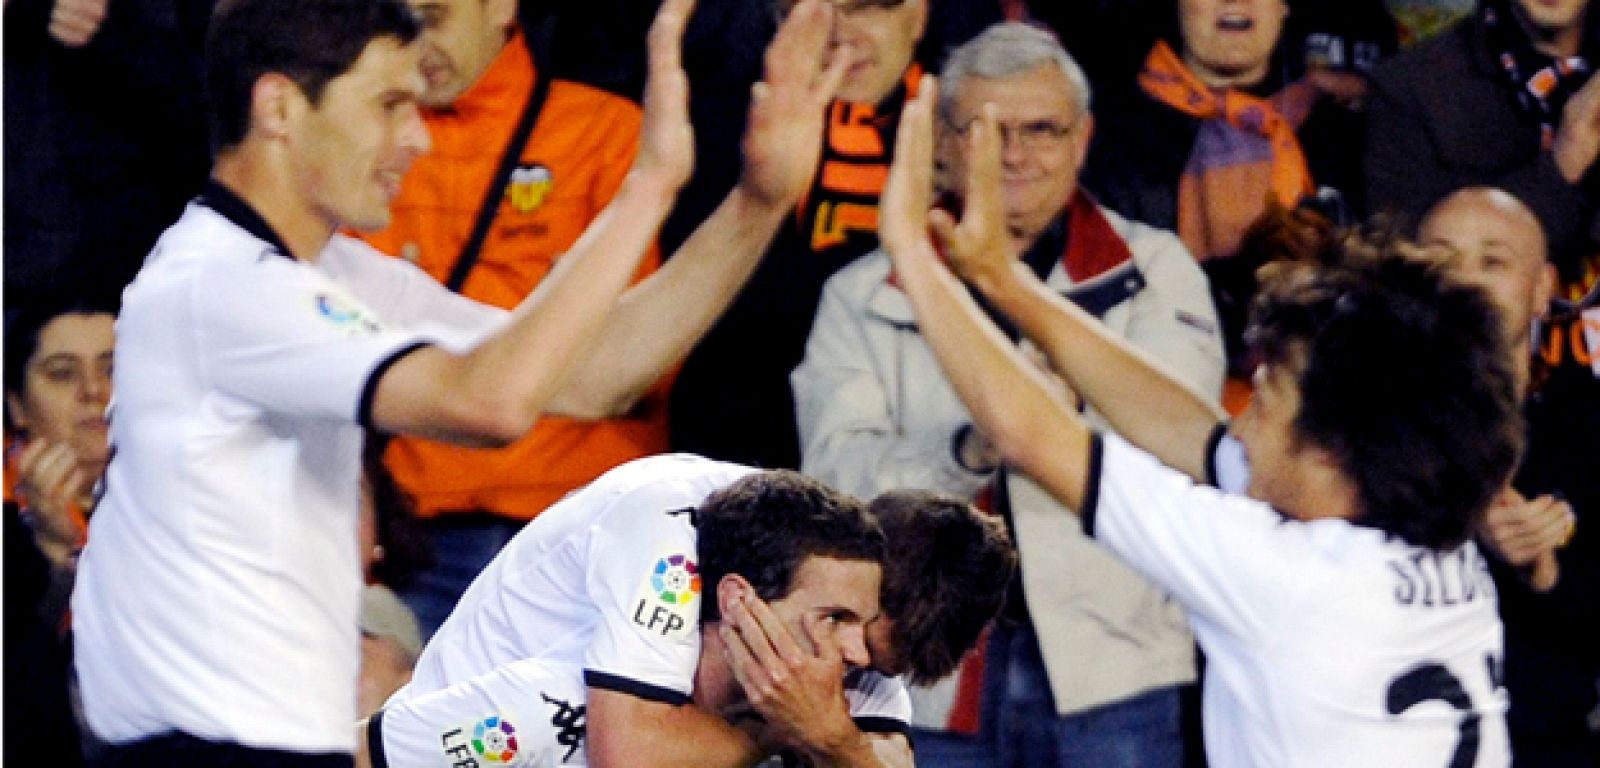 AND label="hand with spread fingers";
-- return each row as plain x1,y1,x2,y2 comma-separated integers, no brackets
1482,486,1576,592
633,0,698,194
880,78,1011,294
740,0,851,208
927,105,1011,293
719,592,859,761
879,75,941,264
